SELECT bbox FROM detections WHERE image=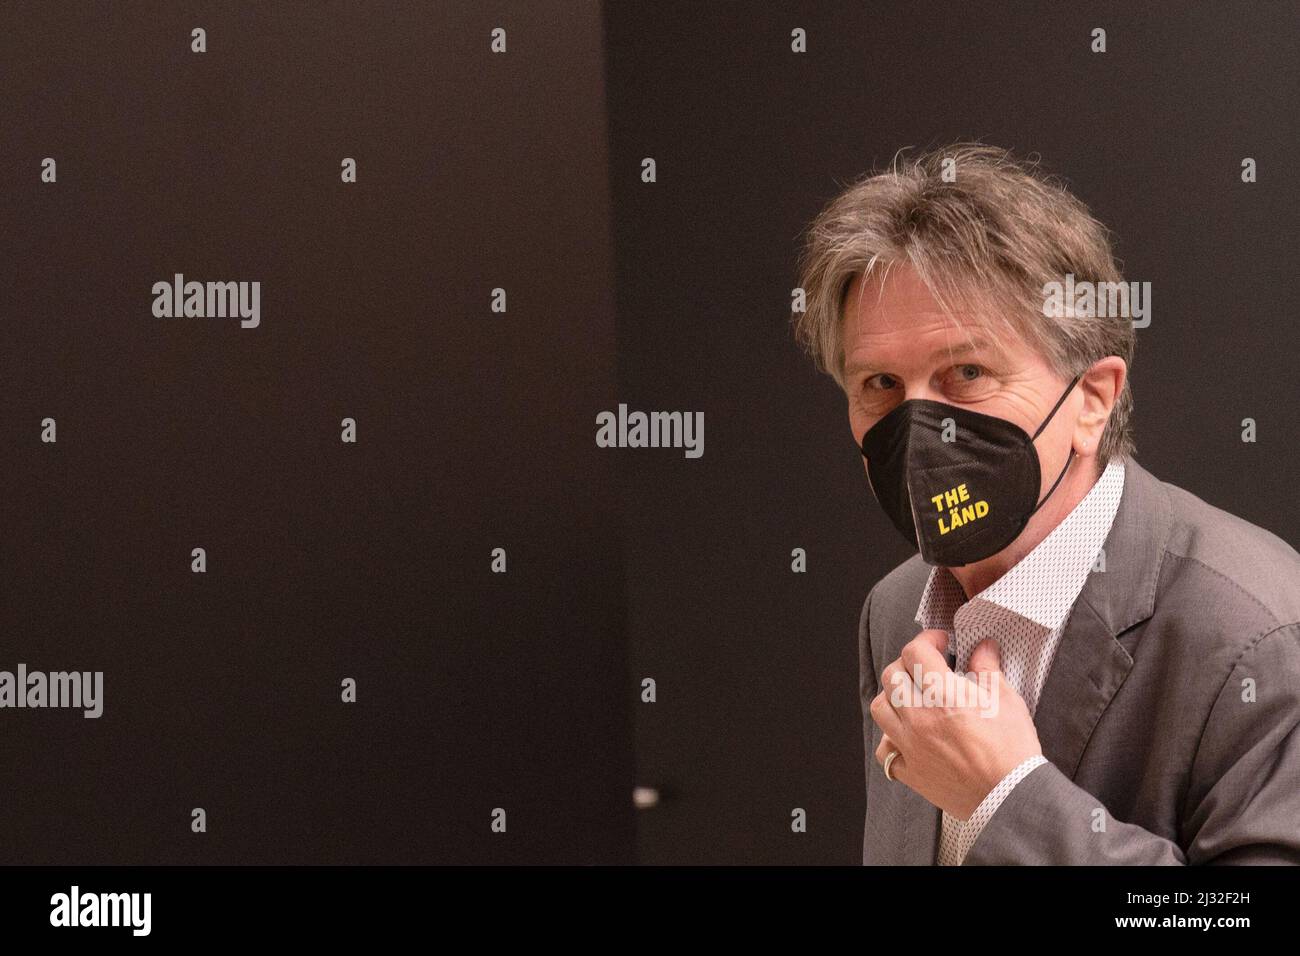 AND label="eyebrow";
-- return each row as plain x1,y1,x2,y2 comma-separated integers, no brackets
845,338,997,377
